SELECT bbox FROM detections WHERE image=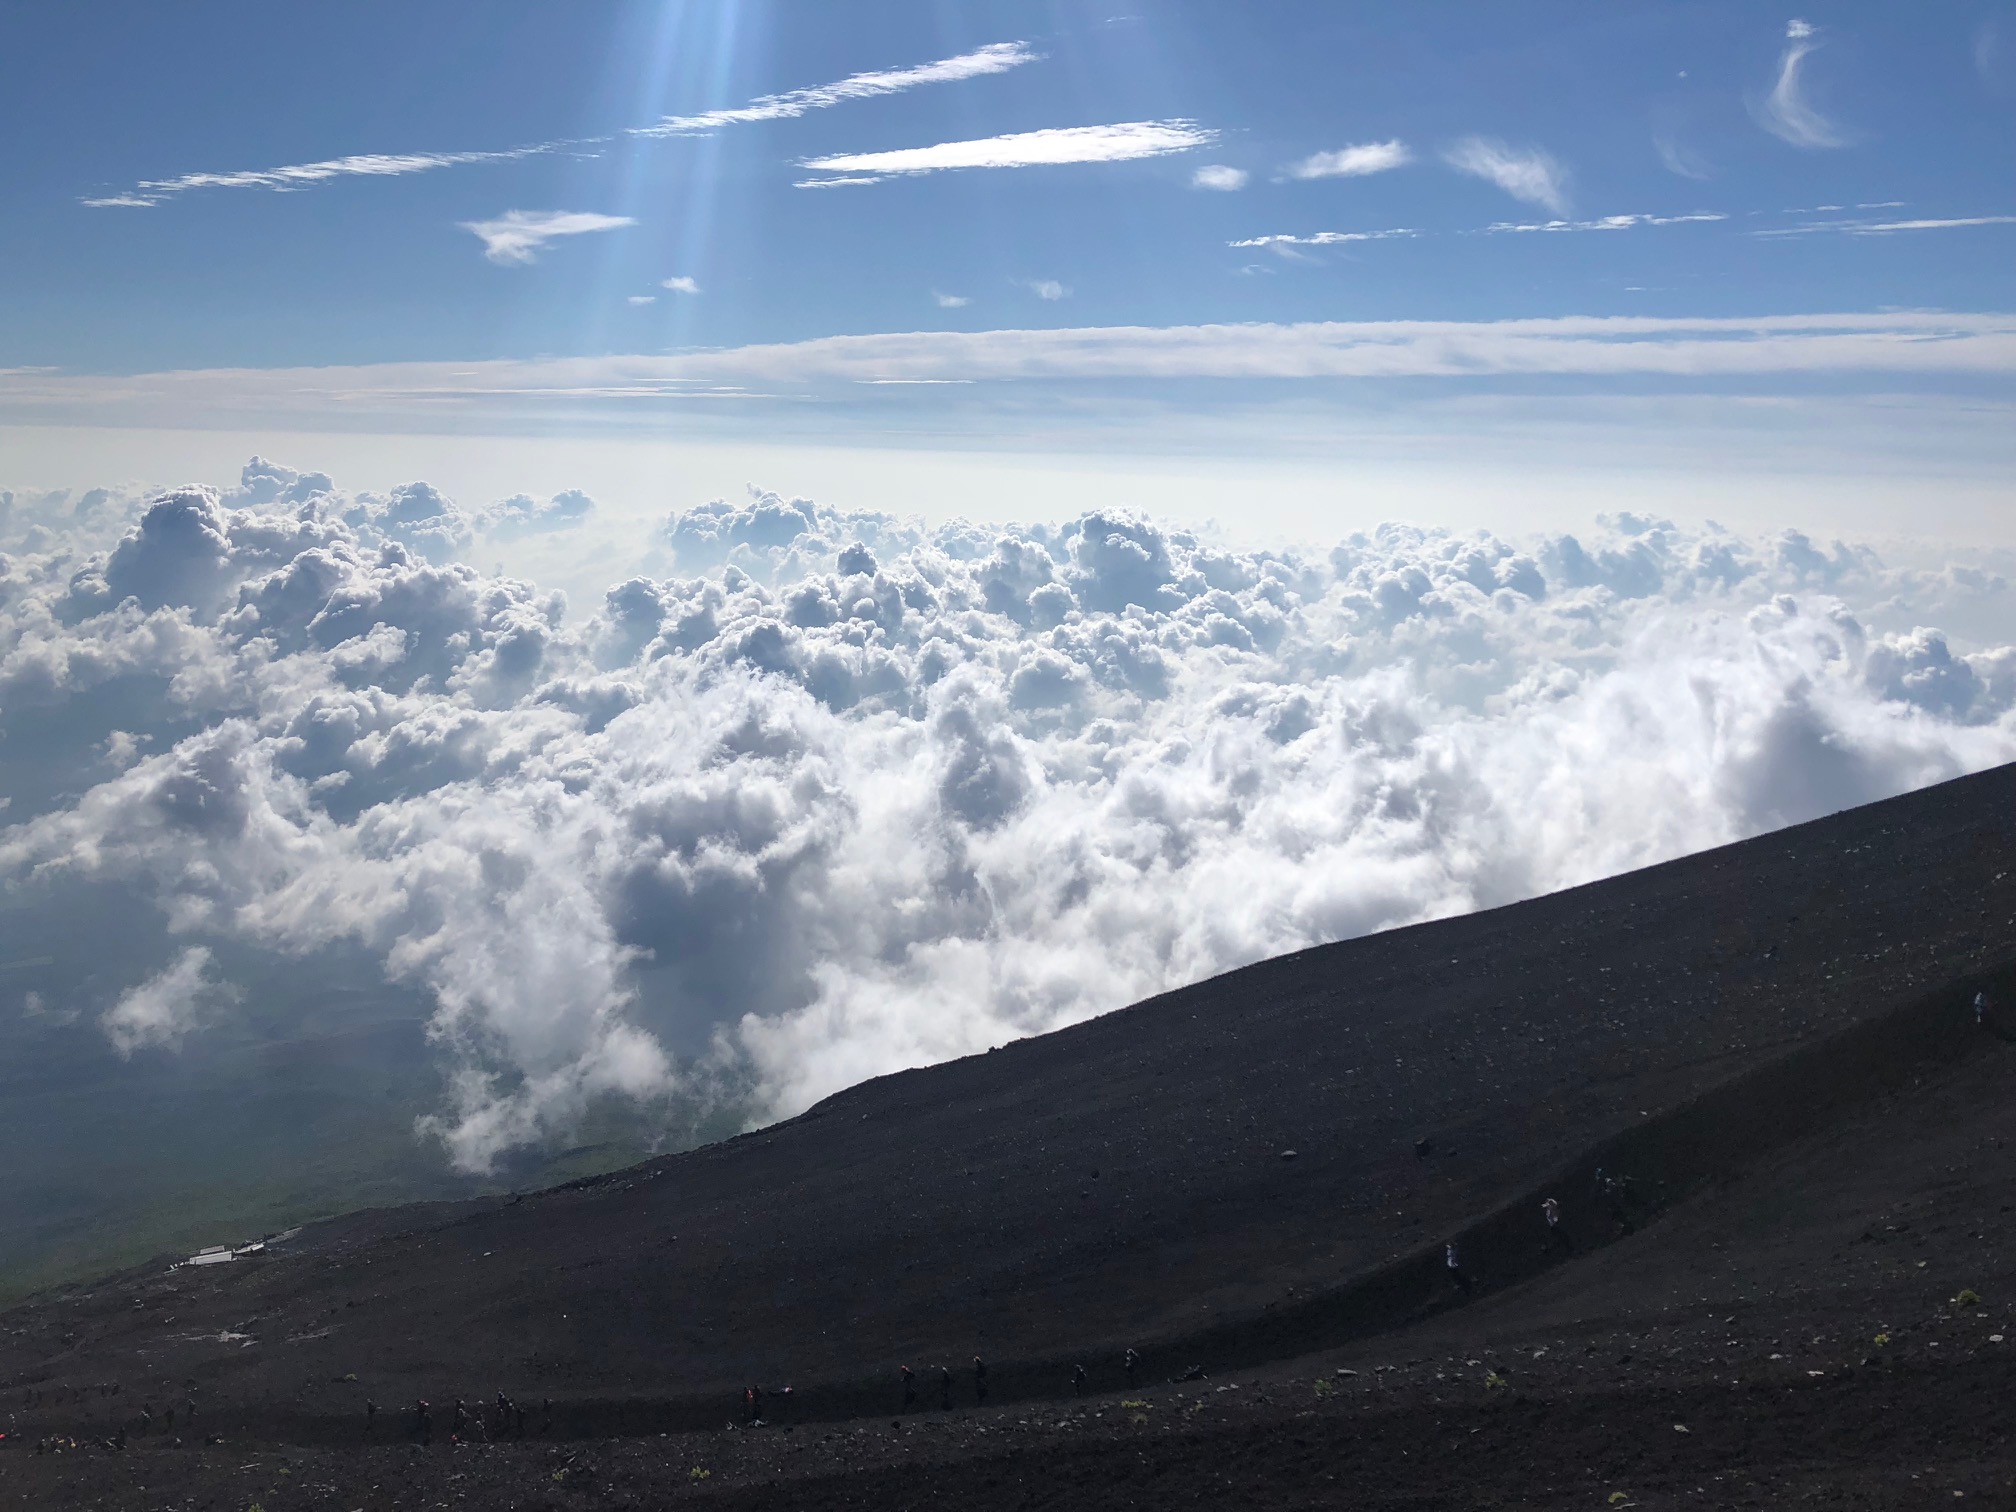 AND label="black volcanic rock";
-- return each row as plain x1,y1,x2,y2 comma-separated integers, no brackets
2,761,2013,1459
